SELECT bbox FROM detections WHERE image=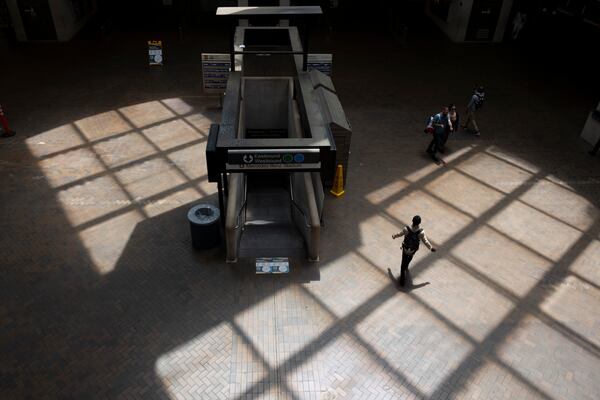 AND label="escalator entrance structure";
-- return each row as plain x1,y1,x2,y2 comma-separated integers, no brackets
206,6,351,263
239,173,307,259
